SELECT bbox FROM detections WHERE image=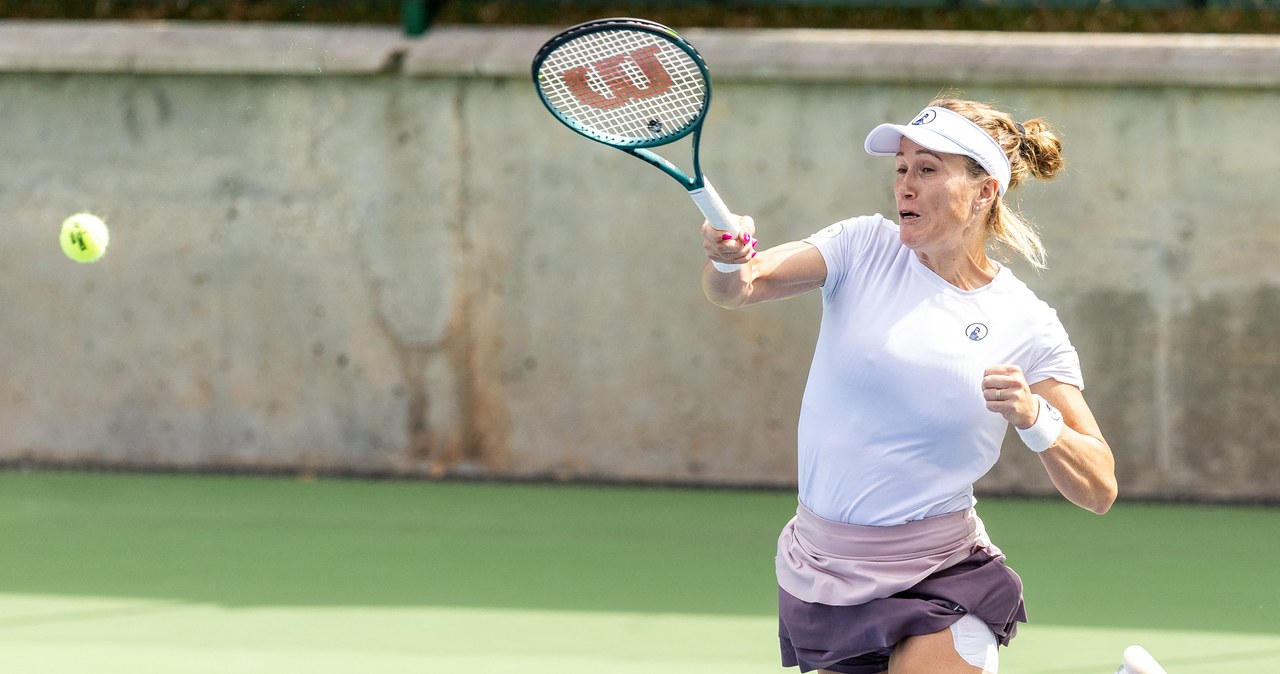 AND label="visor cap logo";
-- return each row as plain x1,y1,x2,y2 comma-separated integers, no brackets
911,109,937,125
